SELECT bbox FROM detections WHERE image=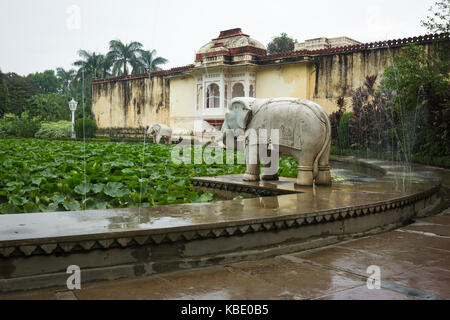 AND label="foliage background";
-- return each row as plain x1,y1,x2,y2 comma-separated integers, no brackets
267,33,297,54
